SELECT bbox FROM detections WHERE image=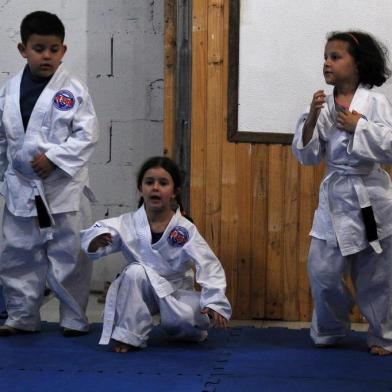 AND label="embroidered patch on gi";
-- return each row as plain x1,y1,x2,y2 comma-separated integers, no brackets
53,90,75,111
93,223,103,228
167,226,189,247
